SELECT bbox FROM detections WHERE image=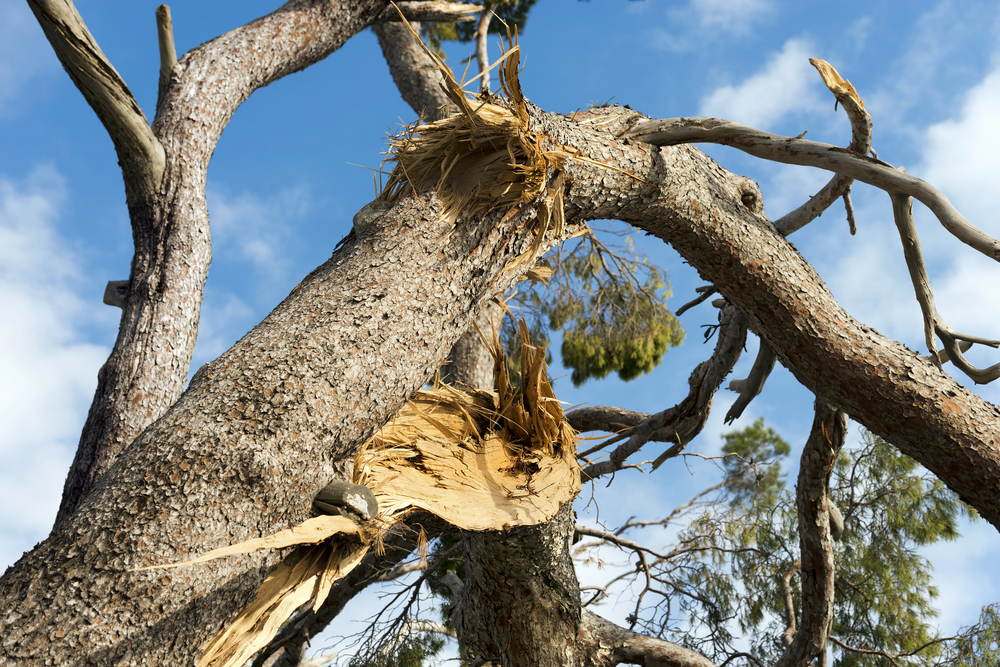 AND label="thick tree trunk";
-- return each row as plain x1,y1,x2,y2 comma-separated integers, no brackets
4,37,1000,663
457,504,582,666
